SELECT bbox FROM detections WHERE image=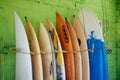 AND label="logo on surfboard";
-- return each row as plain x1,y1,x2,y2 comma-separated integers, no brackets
62,25,69,43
